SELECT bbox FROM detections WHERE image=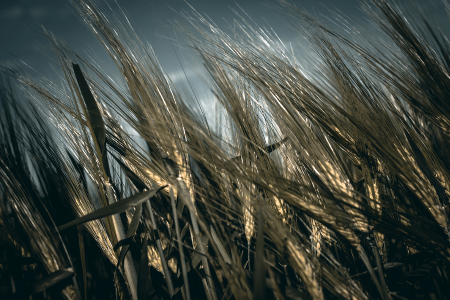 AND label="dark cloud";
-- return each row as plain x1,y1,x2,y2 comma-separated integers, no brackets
1,6,23,18
0,0,445,90
29,7,49,19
